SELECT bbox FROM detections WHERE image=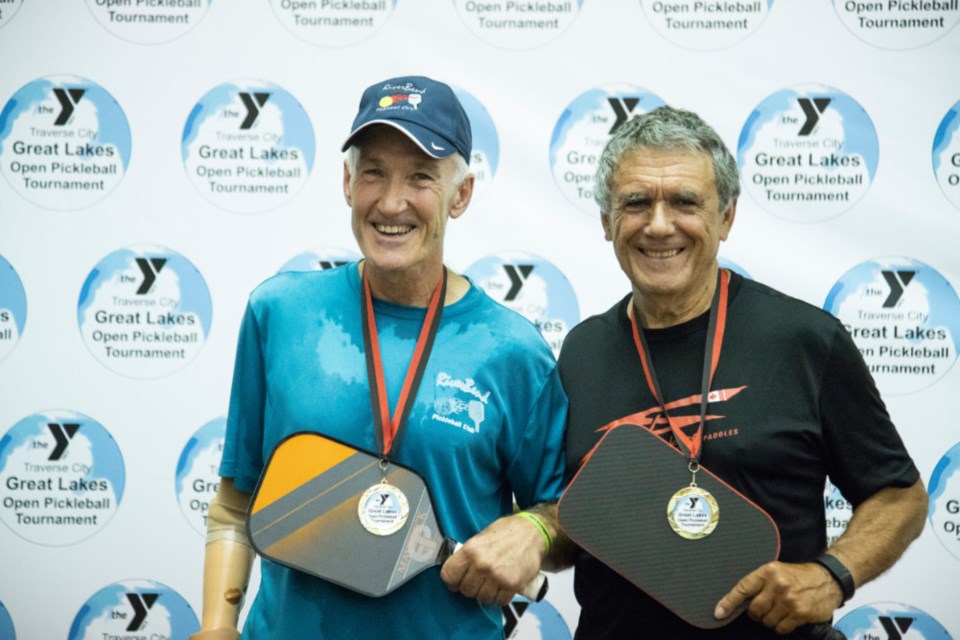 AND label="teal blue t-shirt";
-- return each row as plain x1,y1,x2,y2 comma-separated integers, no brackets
221,263,567,639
